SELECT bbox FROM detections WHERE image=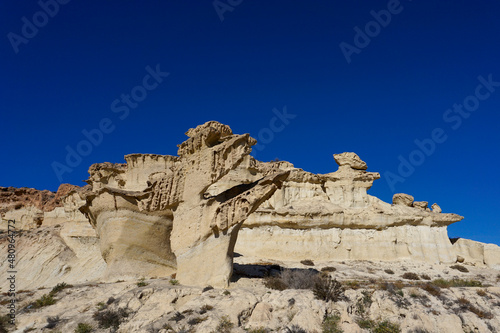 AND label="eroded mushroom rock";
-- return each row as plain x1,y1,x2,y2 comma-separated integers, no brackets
80,121,288,286
333,152,368,170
